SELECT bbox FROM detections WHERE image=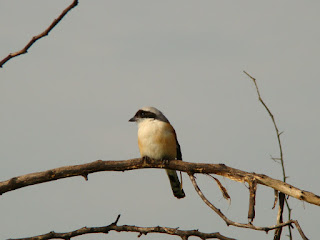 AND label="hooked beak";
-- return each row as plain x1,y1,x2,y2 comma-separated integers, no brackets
129,116,137,122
